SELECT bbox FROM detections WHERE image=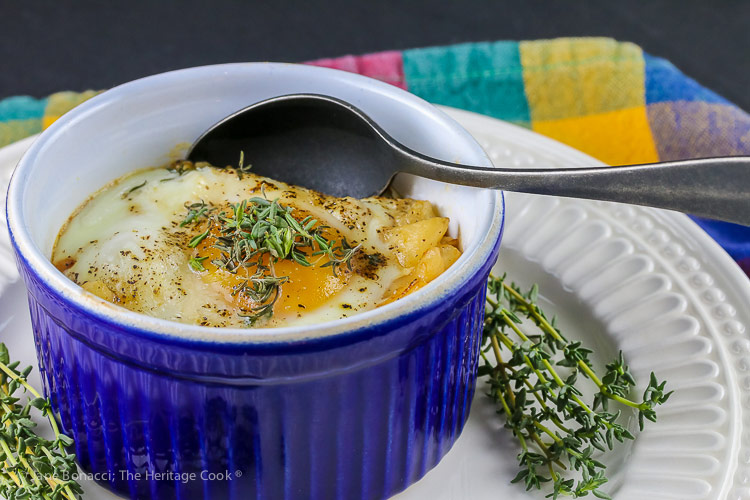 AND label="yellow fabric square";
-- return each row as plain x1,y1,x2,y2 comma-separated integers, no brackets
43,90,99,129
0,119,42,147
532,107,659,165
520,38,646,121
42,115,60,129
